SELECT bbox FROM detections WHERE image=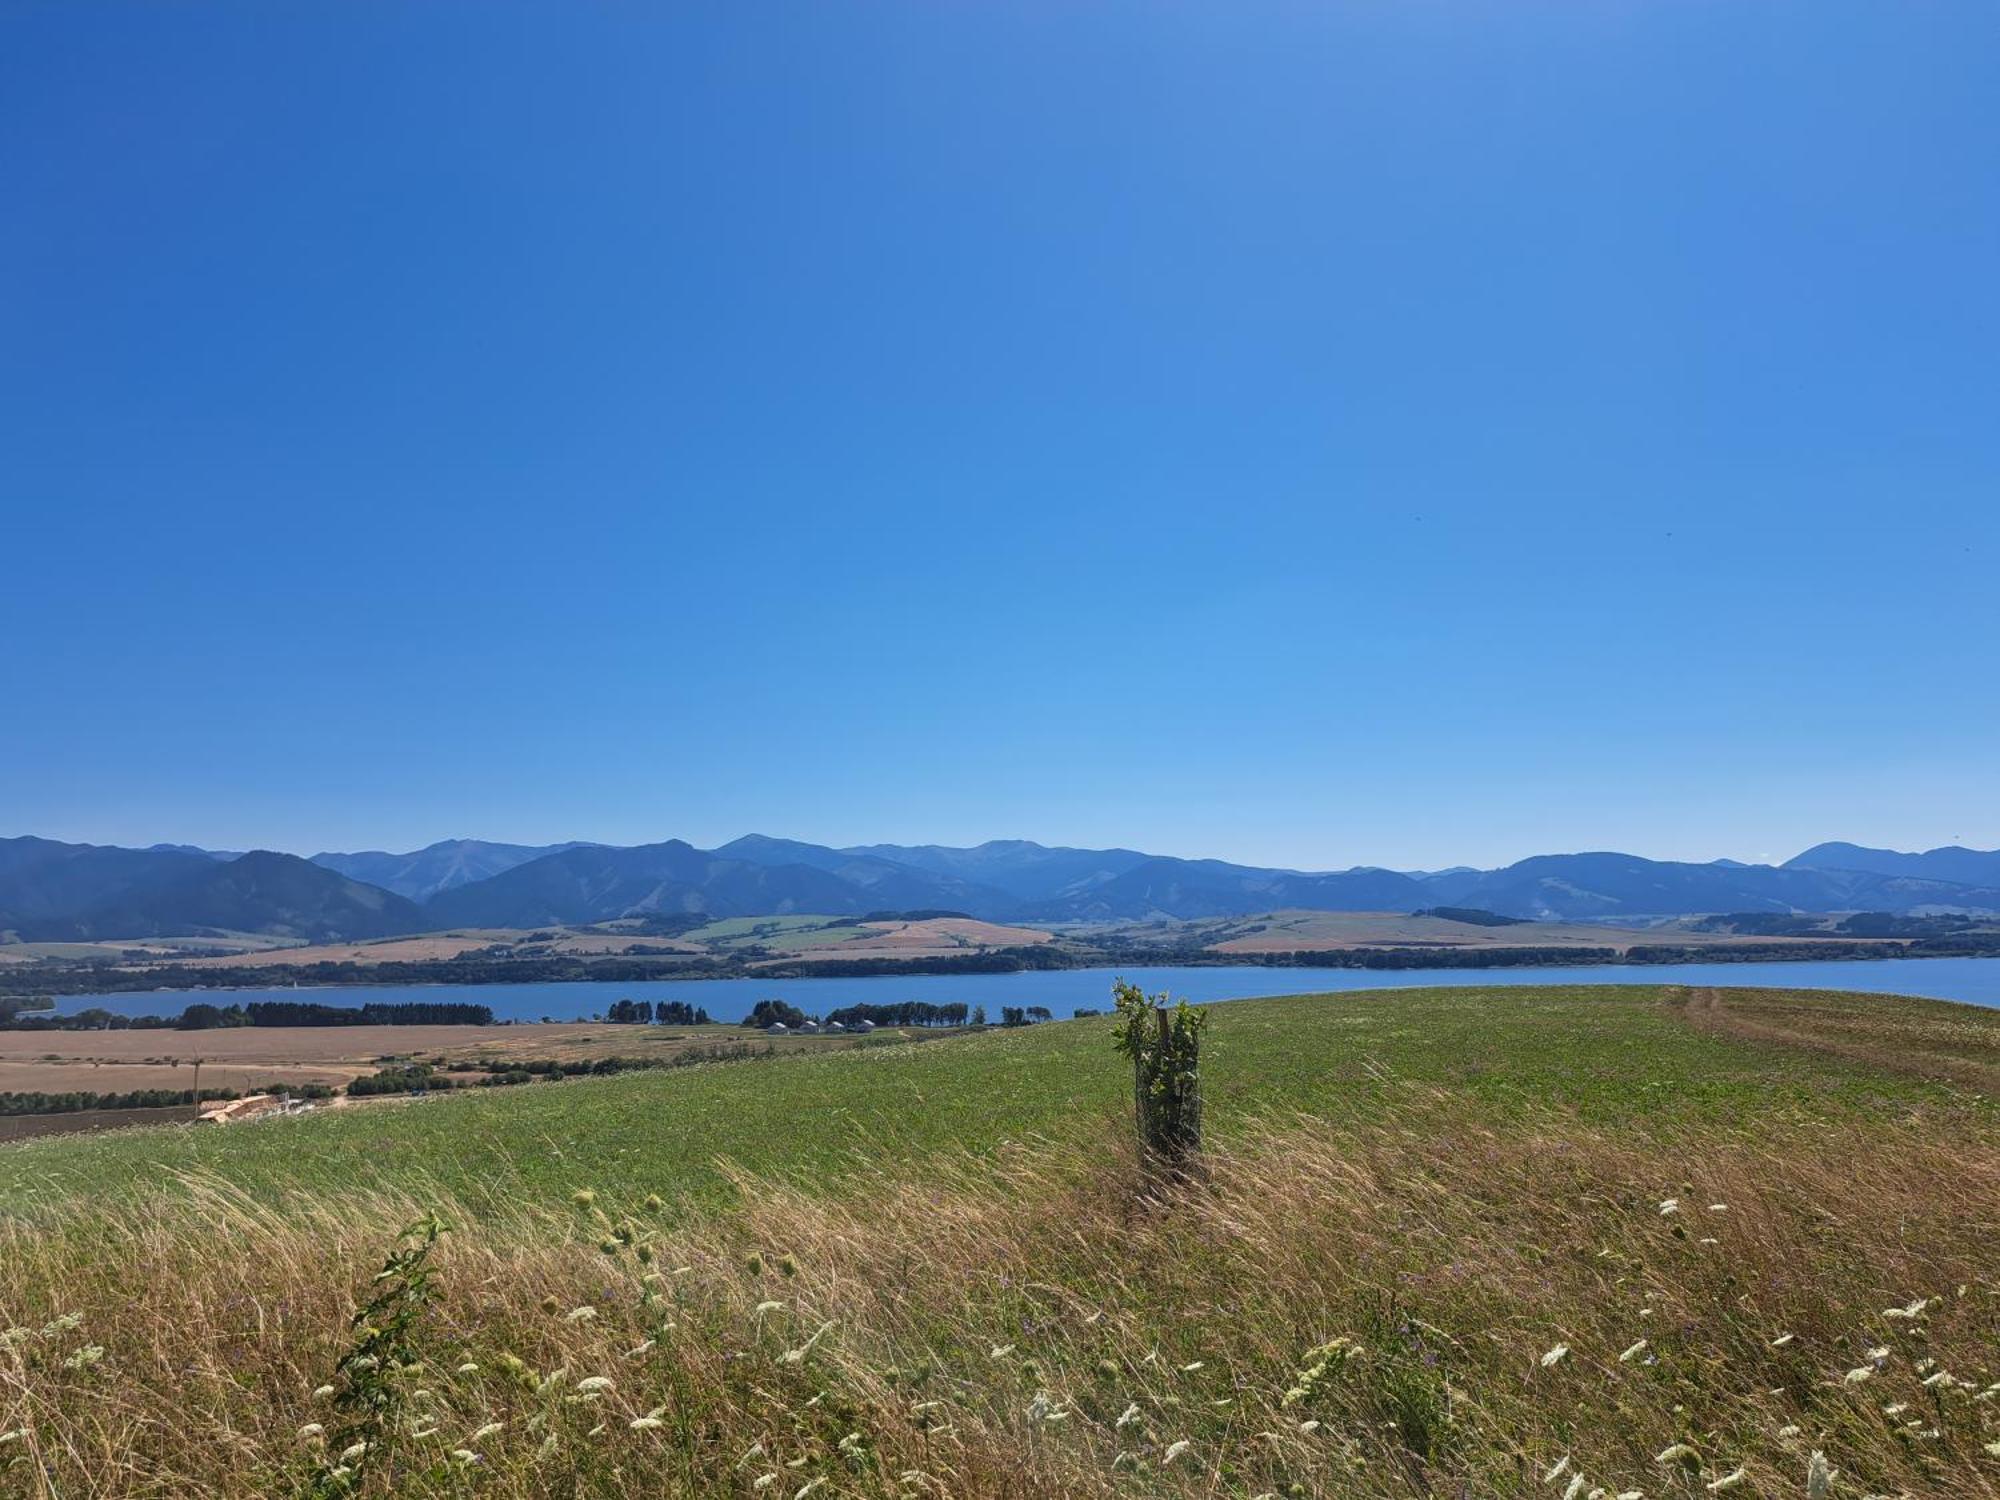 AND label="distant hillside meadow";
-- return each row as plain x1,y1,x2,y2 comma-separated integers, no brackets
3,832,2000,946
3,983,1998,1497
